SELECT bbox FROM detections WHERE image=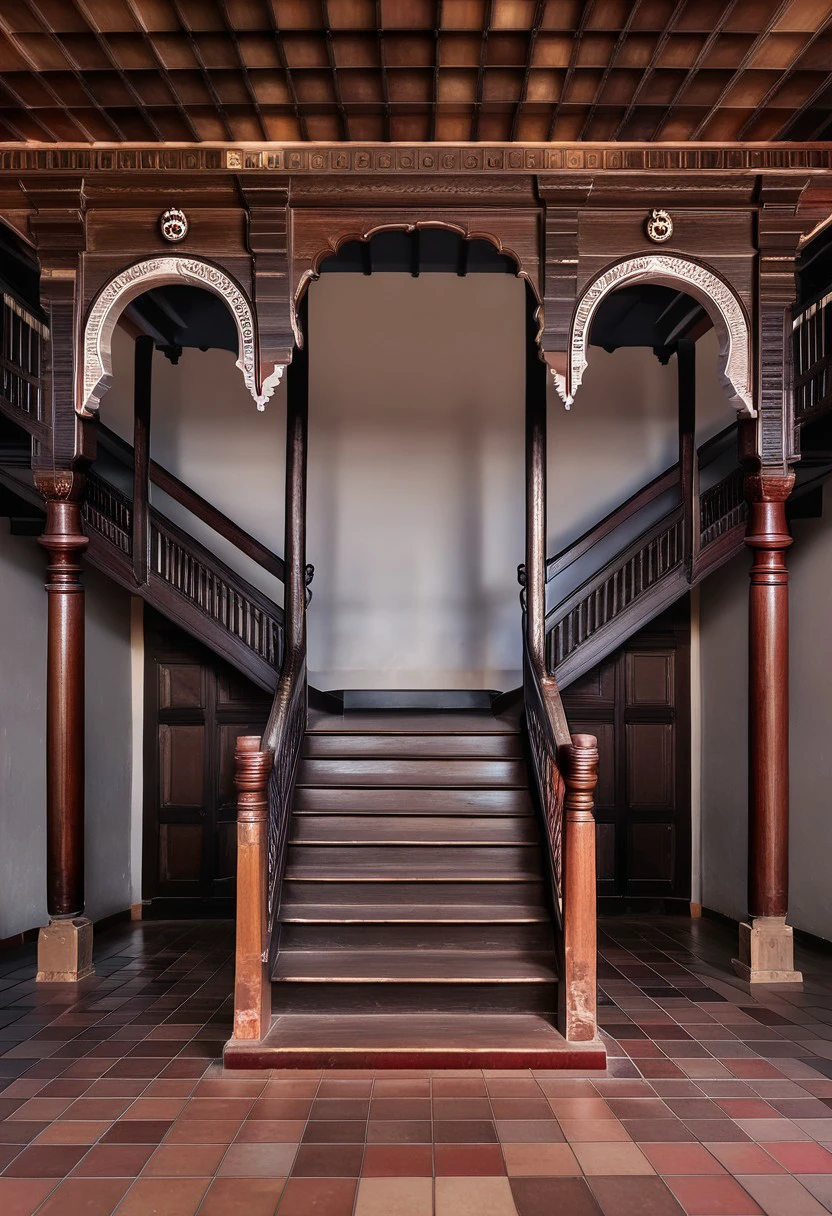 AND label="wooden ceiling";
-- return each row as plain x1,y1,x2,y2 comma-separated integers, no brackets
0,1,831,146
